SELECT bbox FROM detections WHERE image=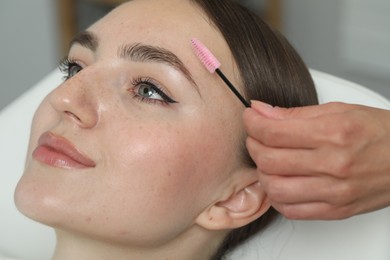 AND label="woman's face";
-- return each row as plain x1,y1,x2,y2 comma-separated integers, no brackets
15,0,245,246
